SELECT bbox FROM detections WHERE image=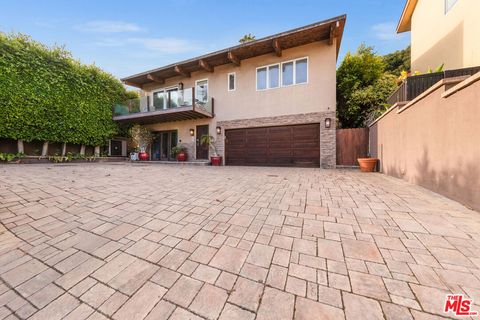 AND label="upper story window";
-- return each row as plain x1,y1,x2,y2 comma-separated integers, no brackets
228,72,236,91
445,0,458,13
195,79,208,103
256,57,308,91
